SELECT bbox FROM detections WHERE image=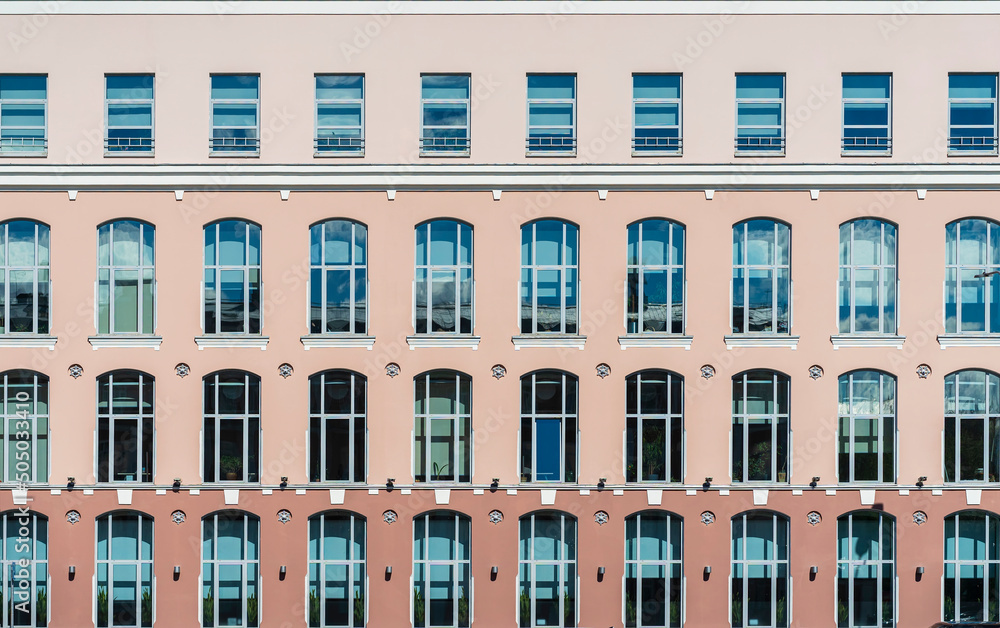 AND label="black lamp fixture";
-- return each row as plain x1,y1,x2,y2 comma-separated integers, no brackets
386,478,395,491
280,476,288,489
597,478,606,490
703,477,713,489
490,478,499,493
490,566,498,579
66,476,75,488
68,565,76,579
173,566,181,580
810,476,820,488
172,478,181,490
385,566,392,580
279,566,287,580
916,476,927,488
